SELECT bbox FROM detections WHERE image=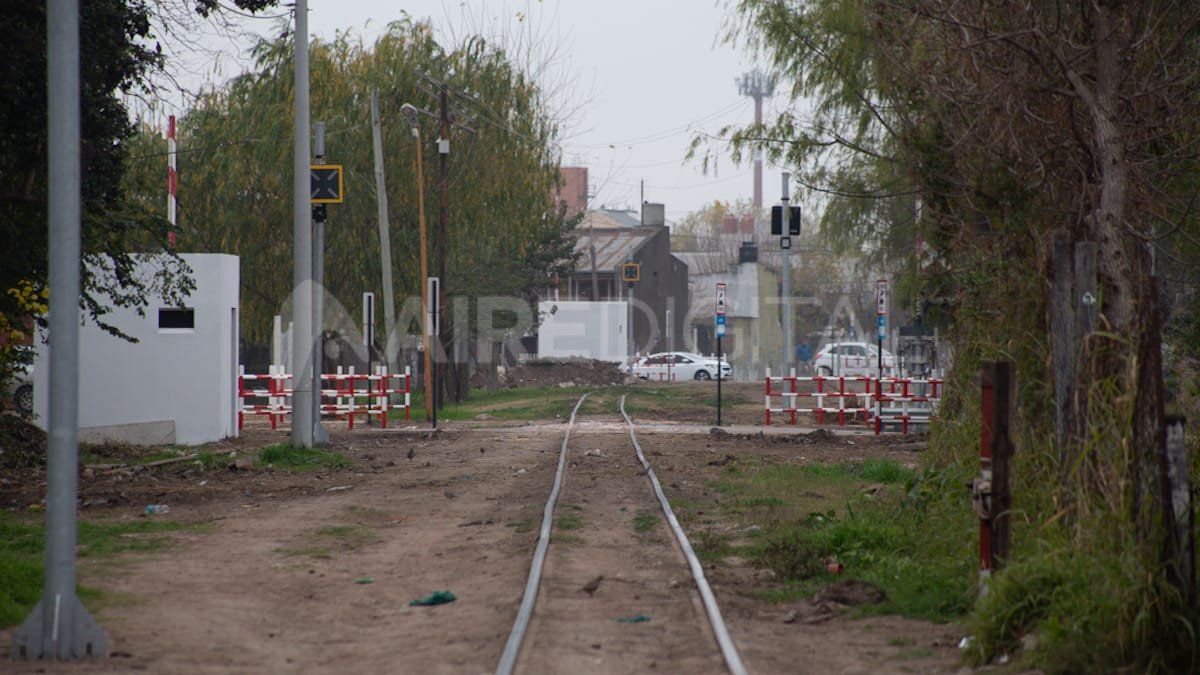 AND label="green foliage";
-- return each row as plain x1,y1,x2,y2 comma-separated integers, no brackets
255,444,349,471
0,1,208,384
968,543,1197,673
